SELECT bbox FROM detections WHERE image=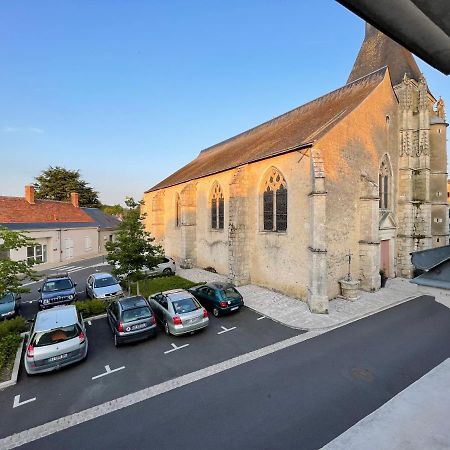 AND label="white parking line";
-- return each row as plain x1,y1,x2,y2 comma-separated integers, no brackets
13,395,36,409
21,279,43,287
164,343,190,354
257,316,266,321
217,326,237,335
91,365,125,380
